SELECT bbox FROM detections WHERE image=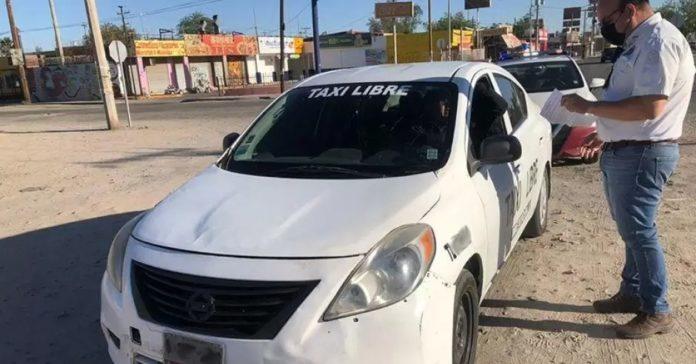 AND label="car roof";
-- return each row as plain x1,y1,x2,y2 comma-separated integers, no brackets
297,61,494,87
497,55,575,67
